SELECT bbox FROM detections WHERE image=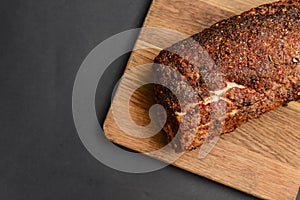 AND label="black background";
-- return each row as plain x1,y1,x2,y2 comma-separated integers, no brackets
1,0,298,199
